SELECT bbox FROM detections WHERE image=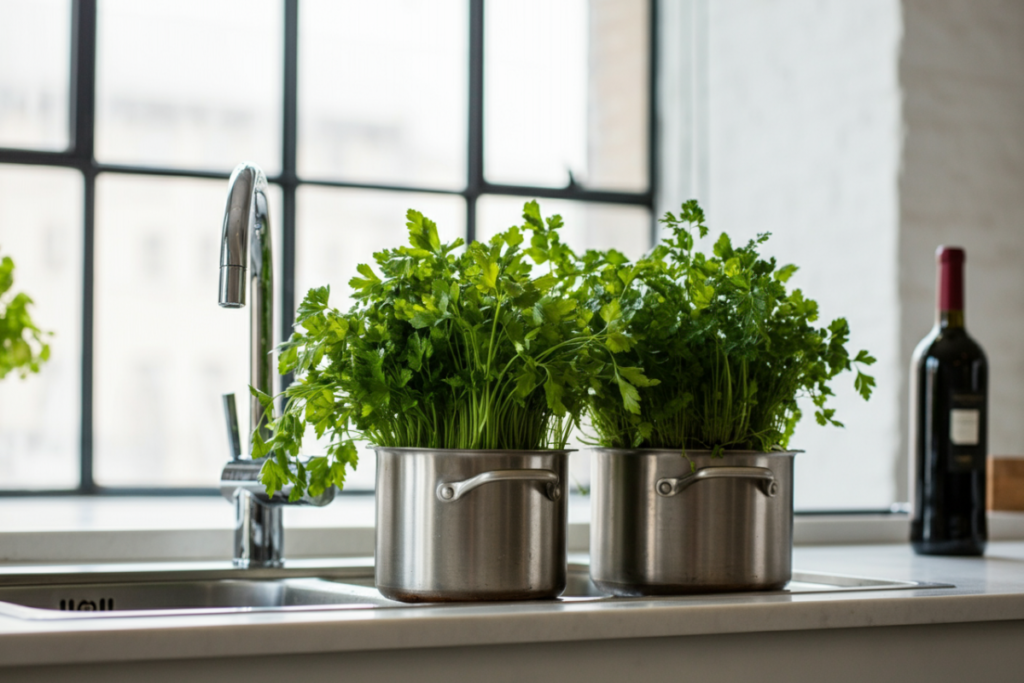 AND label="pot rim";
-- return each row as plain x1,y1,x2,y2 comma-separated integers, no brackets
589,448,802,456
372,446,576,456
